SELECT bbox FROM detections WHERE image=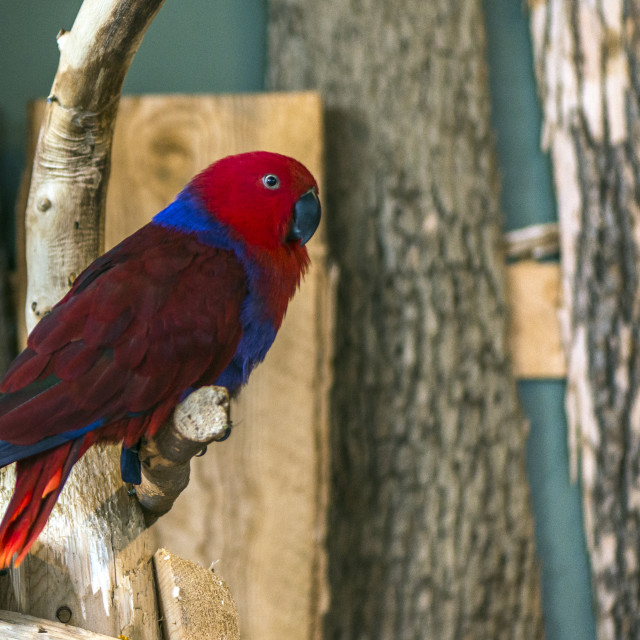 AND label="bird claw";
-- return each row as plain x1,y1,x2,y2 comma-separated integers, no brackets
215,423,233,442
